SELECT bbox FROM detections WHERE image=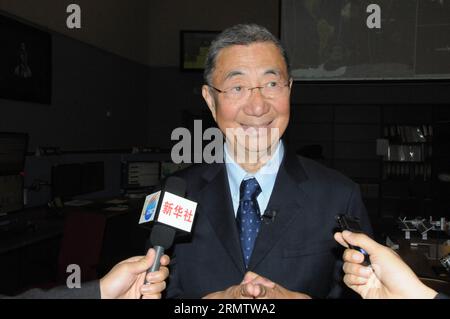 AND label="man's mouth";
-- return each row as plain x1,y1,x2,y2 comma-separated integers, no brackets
240,120,274,131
